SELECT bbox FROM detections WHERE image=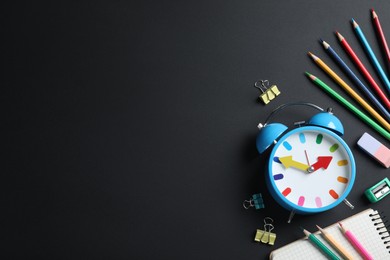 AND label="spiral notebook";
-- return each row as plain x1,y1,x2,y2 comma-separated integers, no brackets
270,209,390,259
